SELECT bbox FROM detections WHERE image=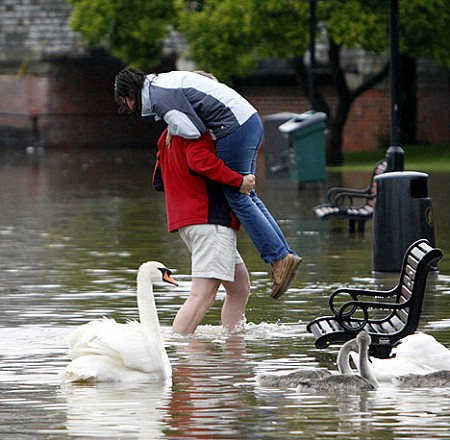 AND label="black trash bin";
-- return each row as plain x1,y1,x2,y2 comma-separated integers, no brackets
373,171,435,272
278,111,327,184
